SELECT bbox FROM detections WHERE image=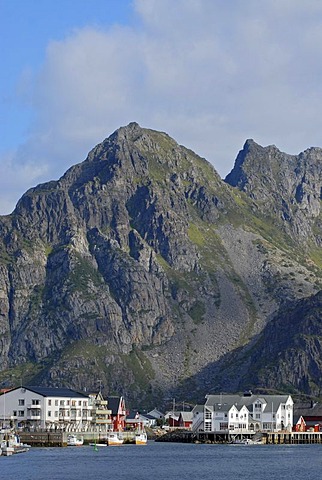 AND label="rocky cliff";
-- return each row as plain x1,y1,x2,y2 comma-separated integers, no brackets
0,123,322,408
